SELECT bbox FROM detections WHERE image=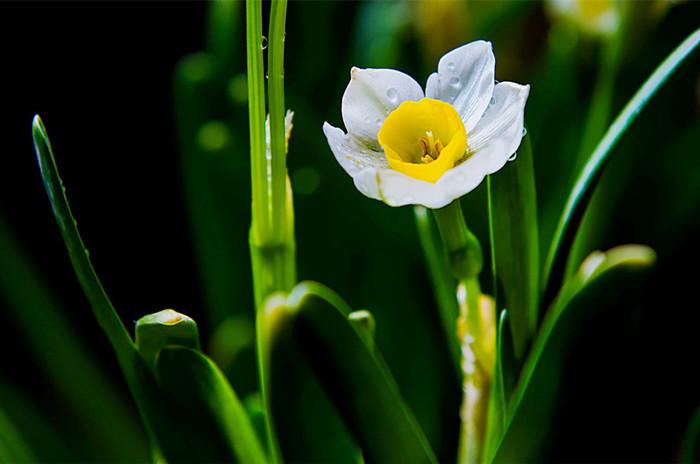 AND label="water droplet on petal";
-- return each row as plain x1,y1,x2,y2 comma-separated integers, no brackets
508,152,518,162
521,127,528,137
489,97,496,106
447,61,456,73
449,77,461,88
261,36,268,50
386,87,399,104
